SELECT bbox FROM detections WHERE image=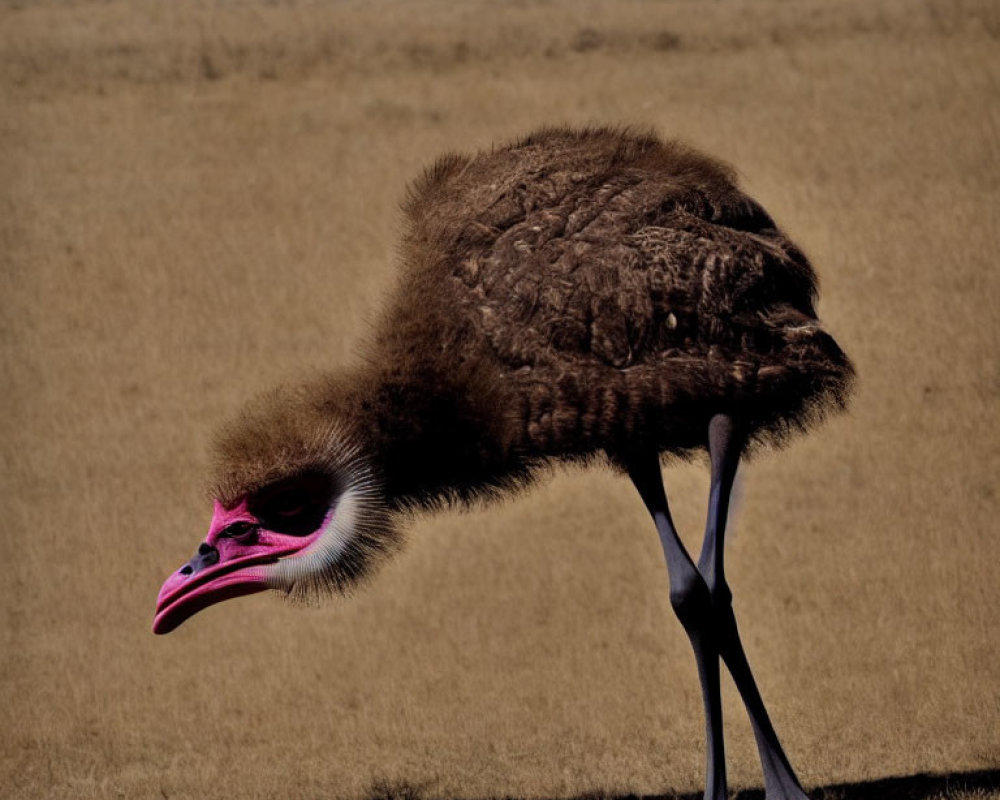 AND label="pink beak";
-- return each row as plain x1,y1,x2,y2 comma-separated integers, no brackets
153,500,318,634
